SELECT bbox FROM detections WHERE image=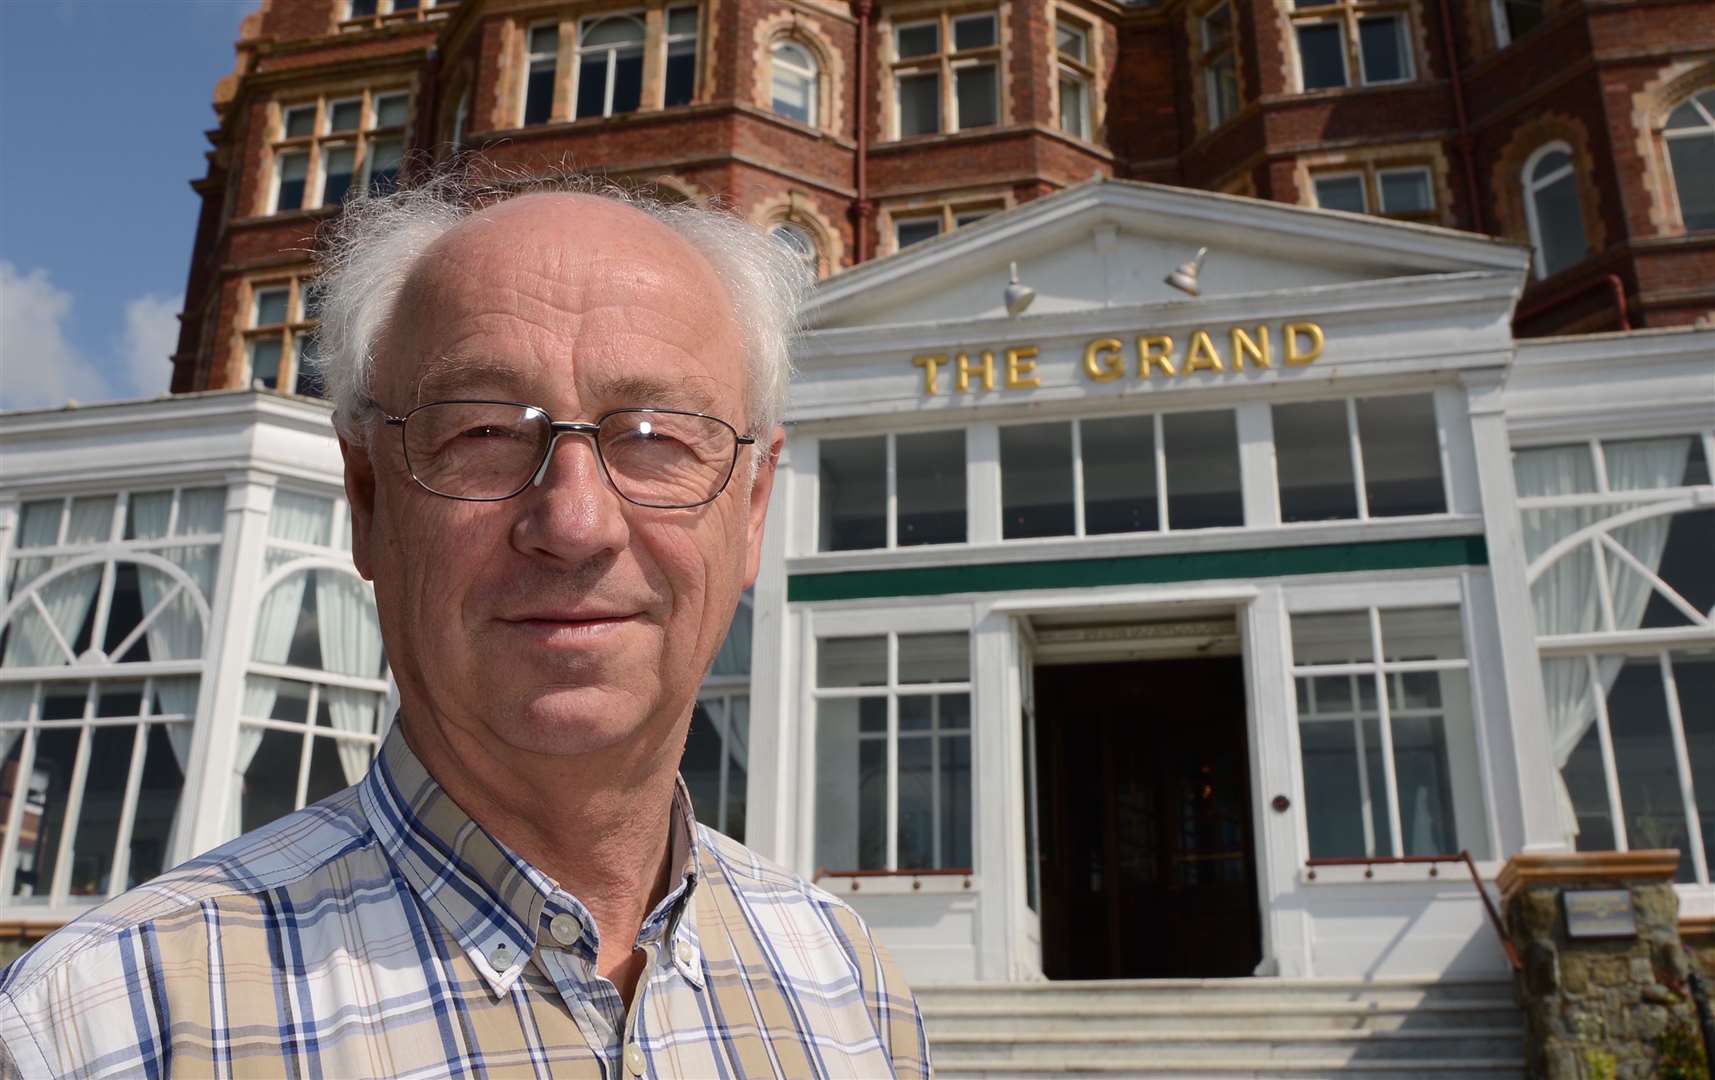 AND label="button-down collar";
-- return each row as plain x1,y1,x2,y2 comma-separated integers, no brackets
358,722,702,996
